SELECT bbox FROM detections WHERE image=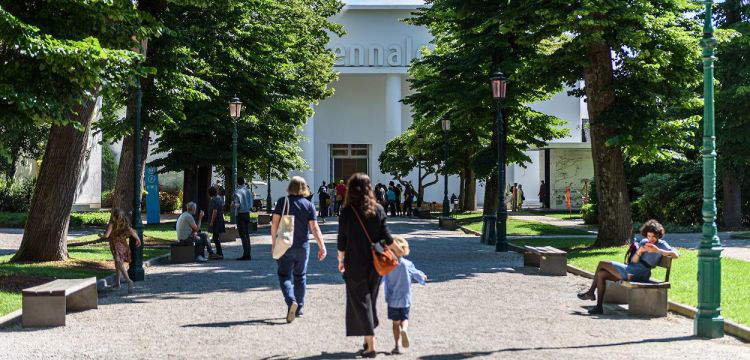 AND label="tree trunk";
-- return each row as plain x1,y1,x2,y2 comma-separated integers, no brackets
11,92,100,262
464,168,477,211
224,165,234,213
483,173,498,216
111,129,150,216
458,169,466,212
182,166,196,212
722,167,742,229
182,166,211,214
584,42,632,247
